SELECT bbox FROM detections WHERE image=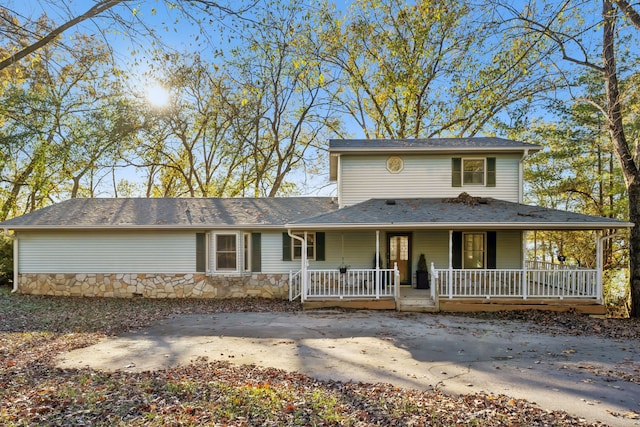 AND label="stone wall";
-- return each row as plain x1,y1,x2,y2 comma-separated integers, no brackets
17,273,290,299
